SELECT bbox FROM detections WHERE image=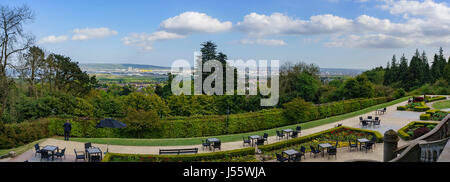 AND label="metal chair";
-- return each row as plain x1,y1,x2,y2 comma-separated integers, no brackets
276,153,288,162
276,131,285,140
55,148,66,160
74,149,85,162
40,150,51,162
310,146,321,158
212,141,221,151
263,133,269,144
243,137,251,147
34,144,42,157
348,140,358,151
202,139,210,150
